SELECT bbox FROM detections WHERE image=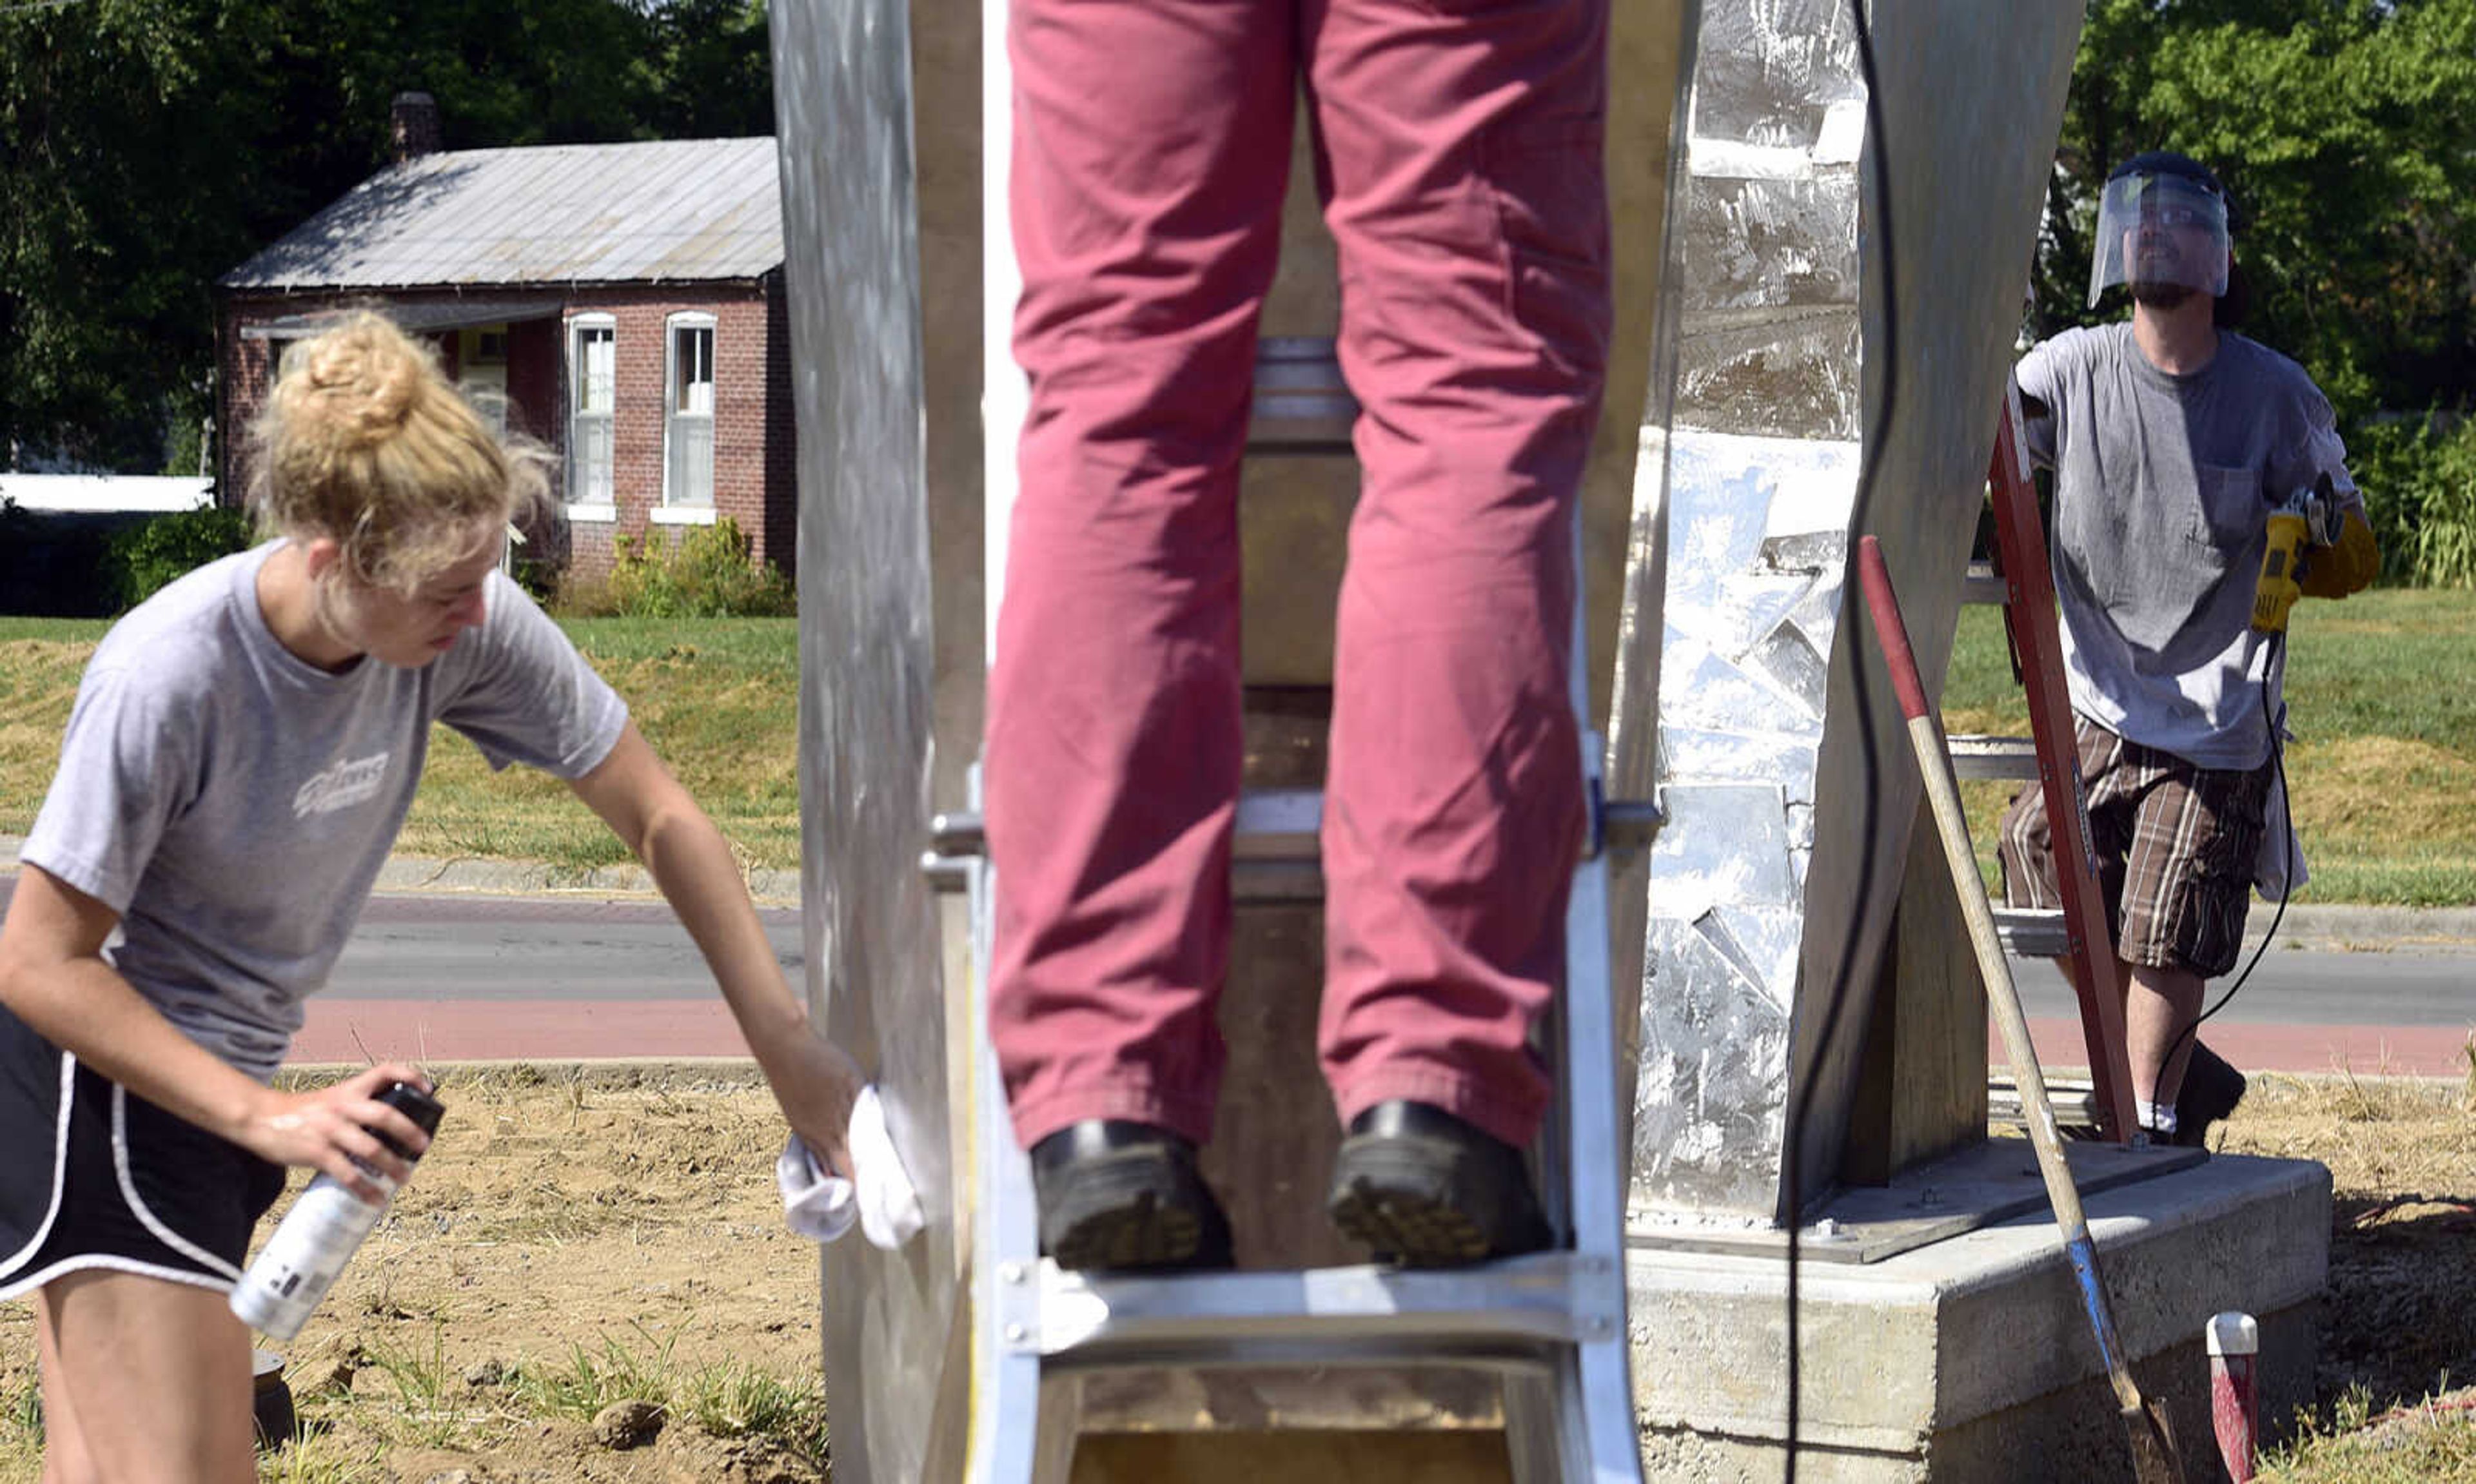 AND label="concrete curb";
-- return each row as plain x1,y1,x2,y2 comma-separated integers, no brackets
5,834,2471,947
